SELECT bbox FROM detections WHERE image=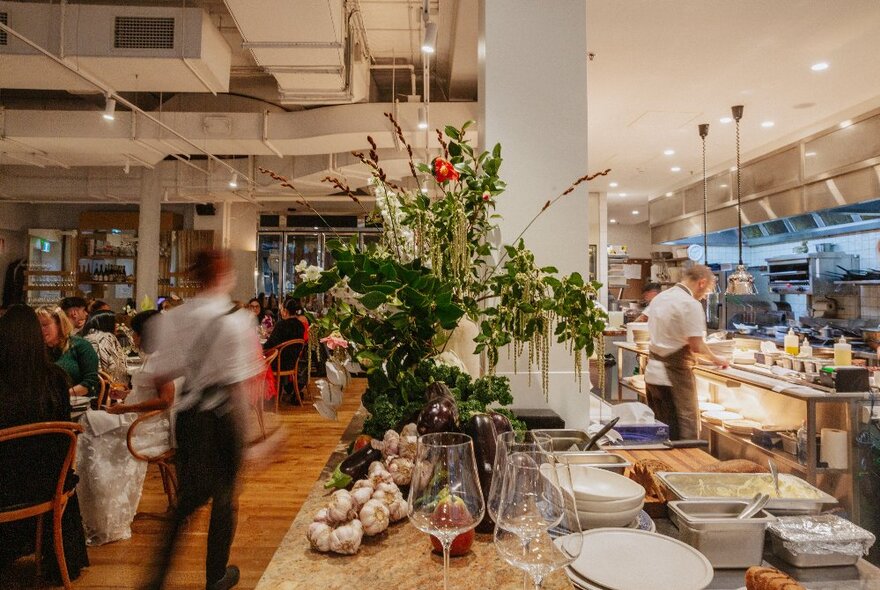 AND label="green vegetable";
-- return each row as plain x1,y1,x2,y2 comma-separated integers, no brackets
324,464,352,490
